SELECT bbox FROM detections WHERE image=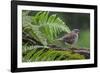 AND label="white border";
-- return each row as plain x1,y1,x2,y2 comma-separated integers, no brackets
17,5,94,68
